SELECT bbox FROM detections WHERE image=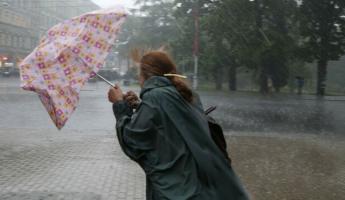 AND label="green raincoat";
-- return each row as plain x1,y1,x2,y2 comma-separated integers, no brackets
113,76,249,200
